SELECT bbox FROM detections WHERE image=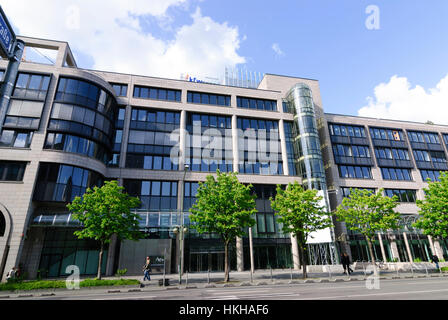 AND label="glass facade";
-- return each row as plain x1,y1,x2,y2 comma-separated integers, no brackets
124,180,178,212
126,109,180,170
44,132,110,164
187,91,230,107
111,83,128,97
421,169,447,182
47,77,118,163
283,121,298,176
0,129,33,148
38,228,108,278
33,163,104,203
381,167,412,181
237,117,283,175
370,128,404,141
384,189,417,203
186,113,233,172
338,165,372,179
0,161,26,181
237,96,277,111
286,83,326,190
329,123,366,138
134,85,181,102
